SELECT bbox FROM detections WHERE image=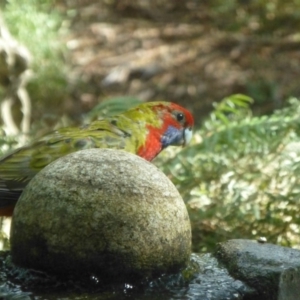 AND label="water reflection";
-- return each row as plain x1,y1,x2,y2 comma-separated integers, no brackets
0,251,254,299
